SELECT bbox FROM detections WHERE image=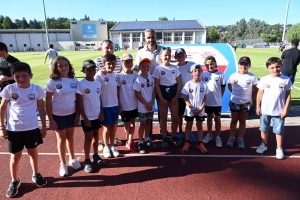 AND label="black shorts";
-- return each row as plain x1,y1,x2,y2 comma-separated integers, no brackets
185,115,205,122
52,112,76,130
157,84,177,102
81,119,102,132
205,106,222,116
121,109,138,122
178,98,186,116
8,128,43,154
229,101,251,112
